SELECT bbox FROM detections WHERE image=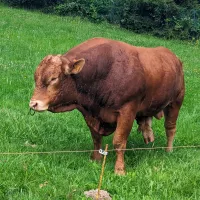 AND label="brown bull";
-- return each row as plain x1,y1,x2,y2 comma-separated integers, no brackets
29,38,185,175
